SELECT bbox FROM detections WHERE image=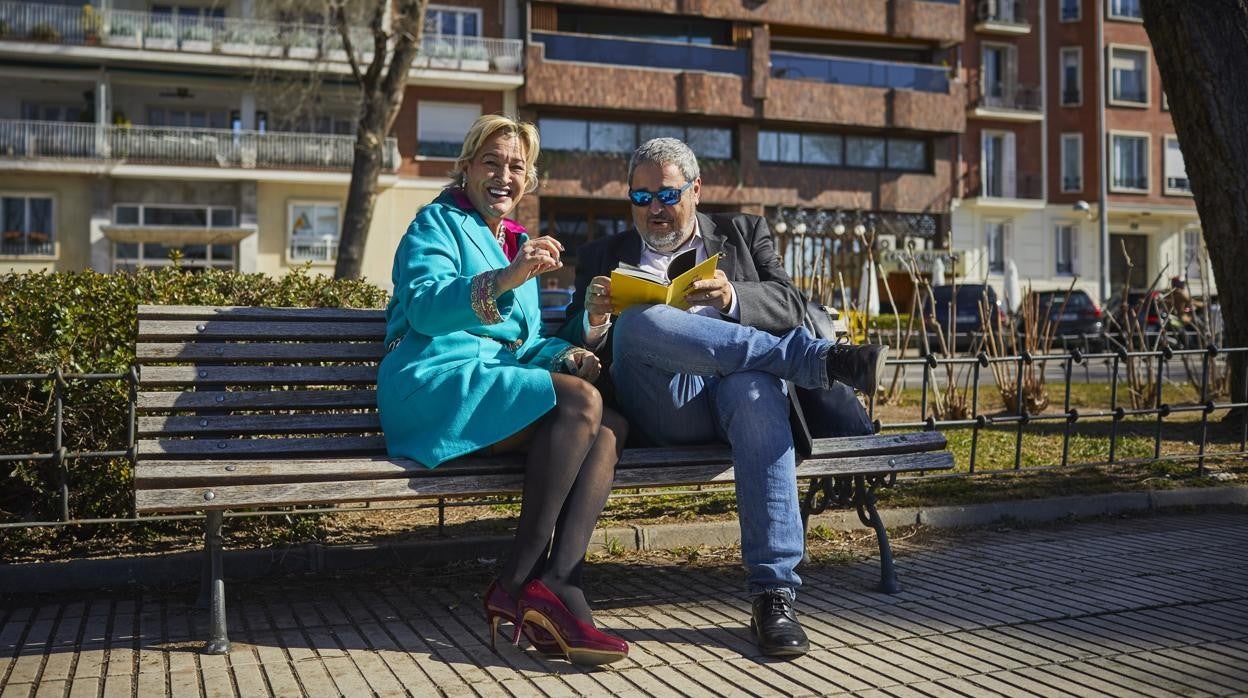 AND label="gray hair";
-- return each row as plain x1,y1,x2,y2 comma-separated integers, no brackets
628,137,700,186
